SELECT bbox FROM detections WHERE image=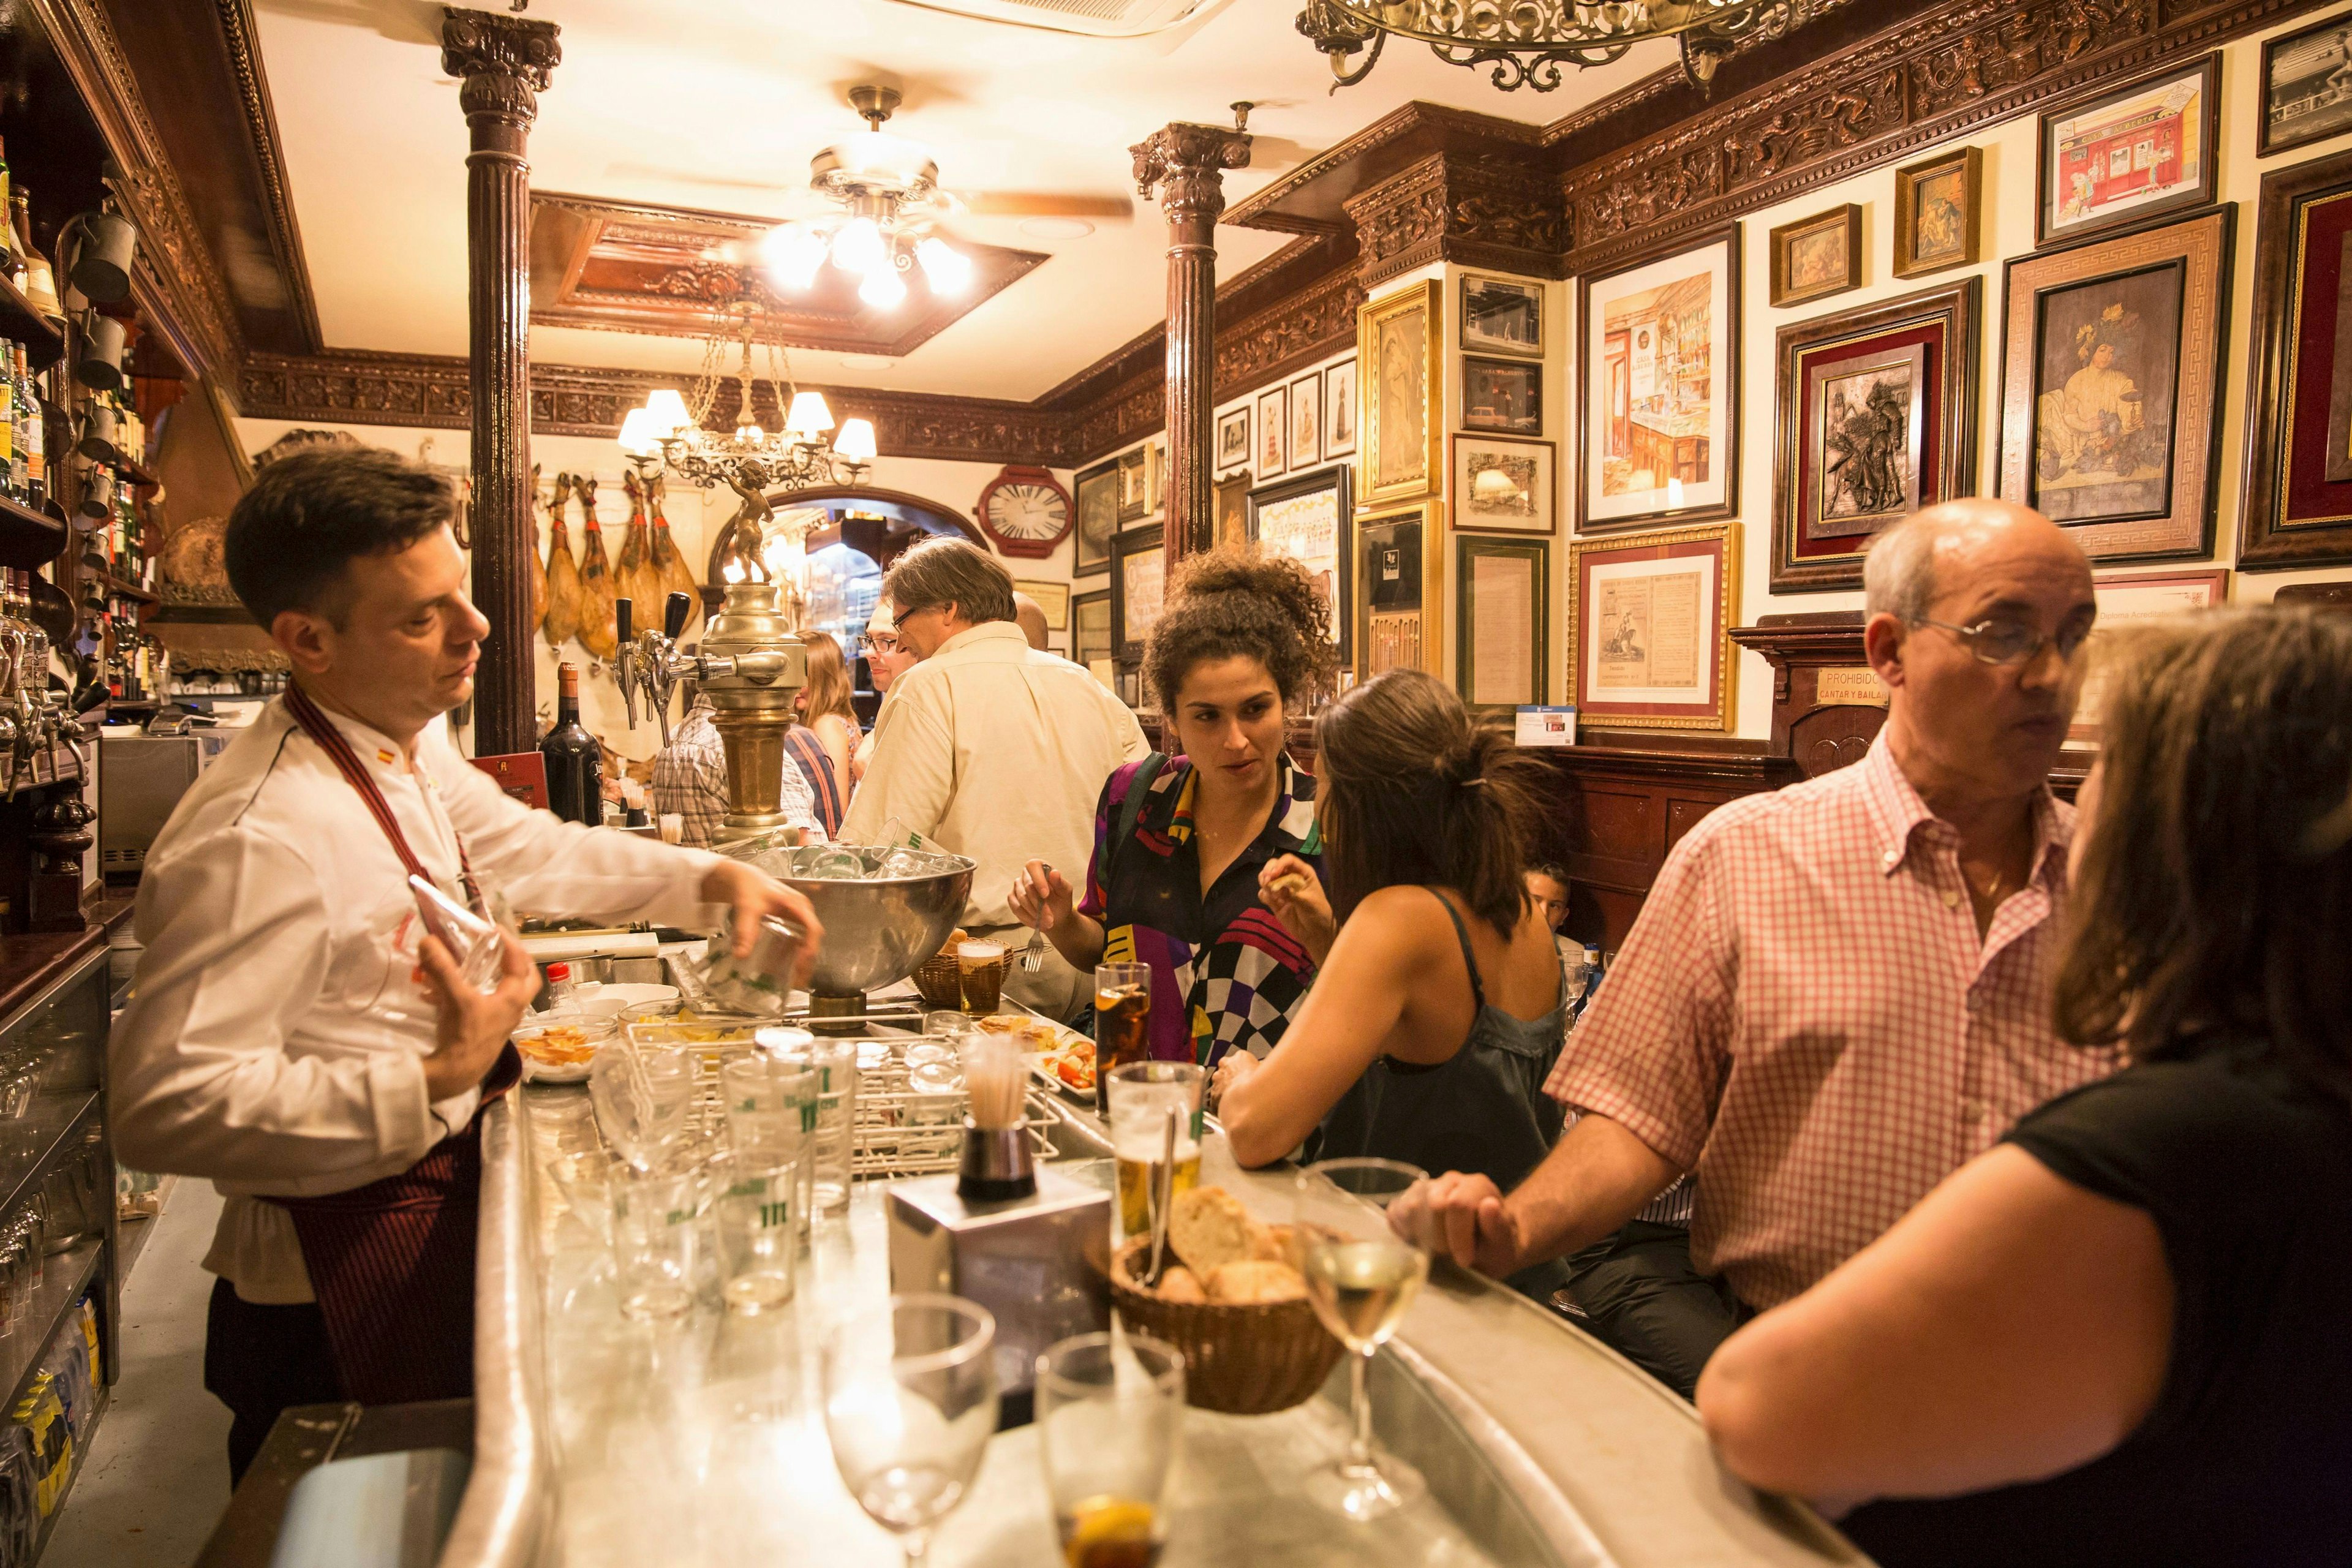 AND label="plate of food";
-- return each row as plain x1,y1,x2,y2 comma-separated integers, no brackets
976,1010,1097,1099
513,1014,618,1083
